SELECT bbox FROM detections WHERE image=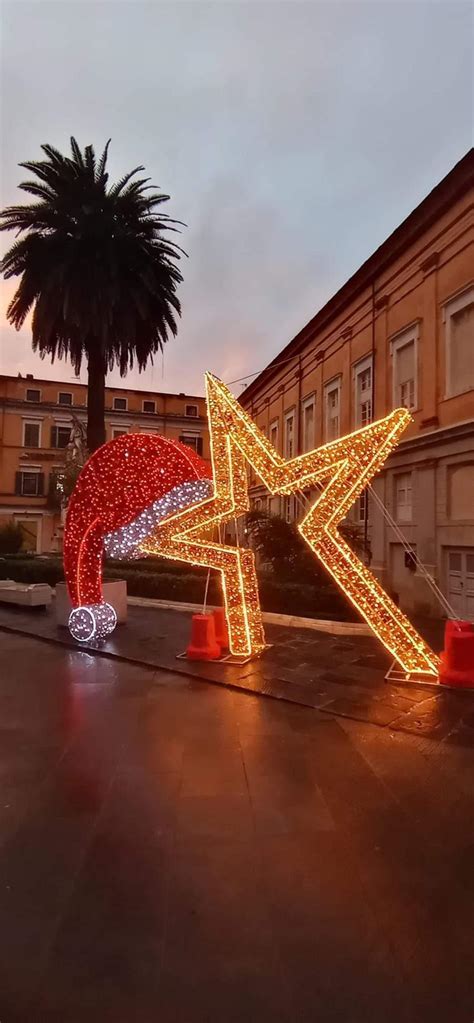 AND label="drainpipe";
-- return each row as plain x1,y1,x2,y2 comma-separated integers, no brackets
365,282,376,559
296,355,302,456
